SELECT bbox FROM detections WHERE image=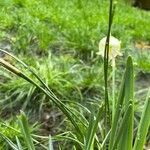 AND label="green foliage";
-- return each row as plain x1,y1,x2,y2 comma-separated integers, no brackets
0,119,20,149
0,0,150,149
0,53,104,117
134,50,150,73
18,111,35,150
133,95,150,150
0,55,149,149
0,0,150,57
